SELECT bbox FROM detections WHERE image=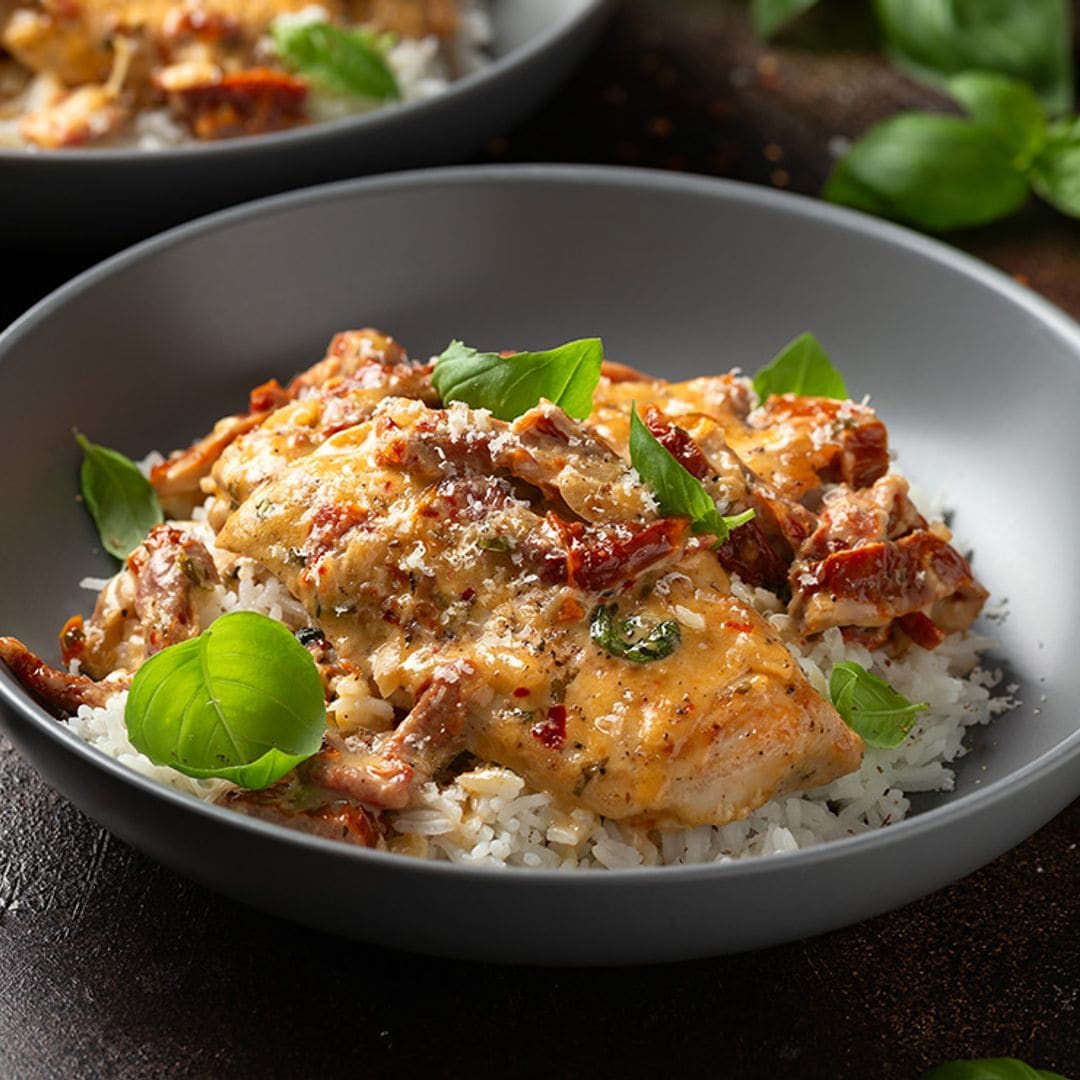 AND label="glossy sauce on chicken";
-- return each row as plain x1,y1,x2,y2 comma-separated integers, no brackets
0,329,988,848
